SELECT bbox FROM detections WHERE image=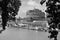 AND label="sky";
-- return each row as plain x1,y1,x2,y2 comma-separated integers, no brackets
16,0,47,18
